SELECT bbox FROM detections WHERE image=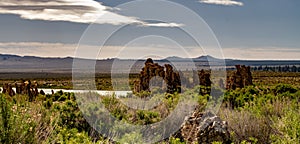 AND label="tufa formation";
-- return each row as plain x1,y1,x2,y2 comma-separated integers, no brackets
226,65,253,90
133,58,181,95
2,80,44,101
194,69,212,95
